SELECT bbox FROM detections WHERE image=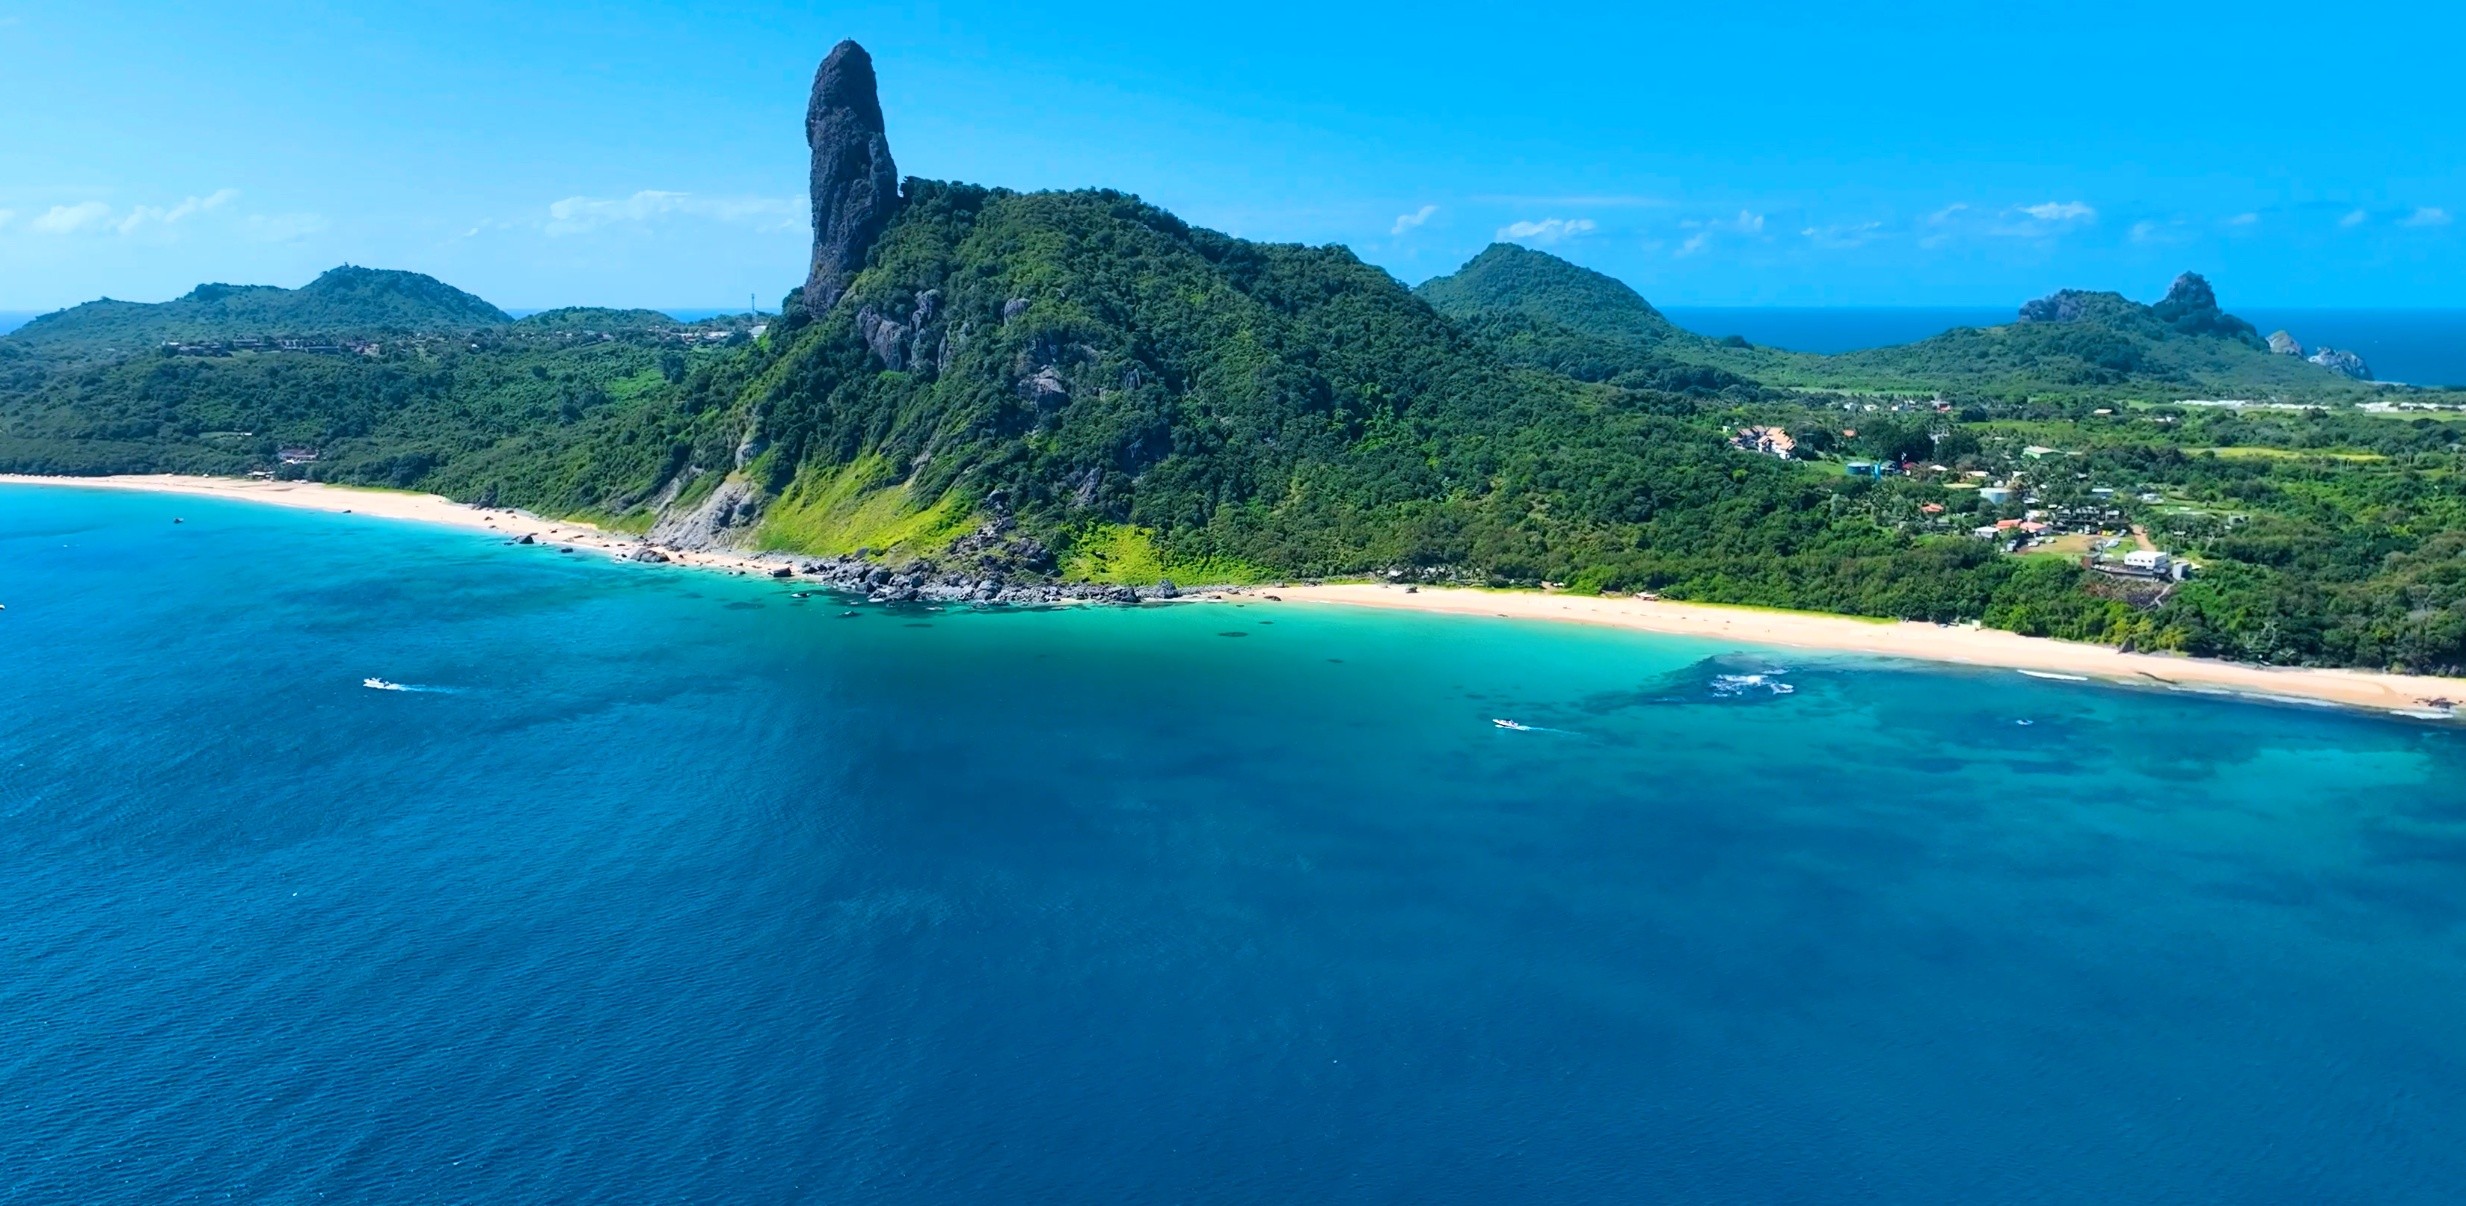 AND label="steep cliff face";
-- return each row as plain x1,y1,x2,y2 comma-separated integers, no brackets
802,40,901,312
